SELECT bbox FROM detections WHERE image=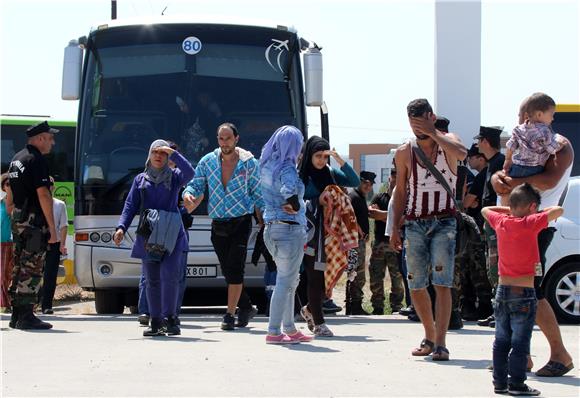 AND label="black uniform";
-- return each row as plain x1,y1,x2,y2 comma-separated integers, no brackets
482,152,505,208
8,144,51,306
